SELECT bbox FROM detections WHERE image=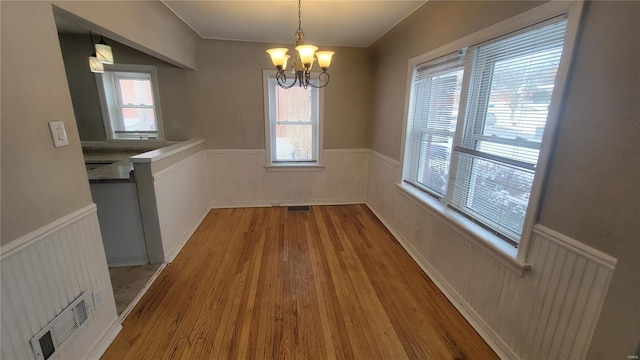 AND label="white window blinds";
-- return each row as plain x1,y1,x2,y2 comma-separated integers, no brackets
450,16,569,243
405,52,464,197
